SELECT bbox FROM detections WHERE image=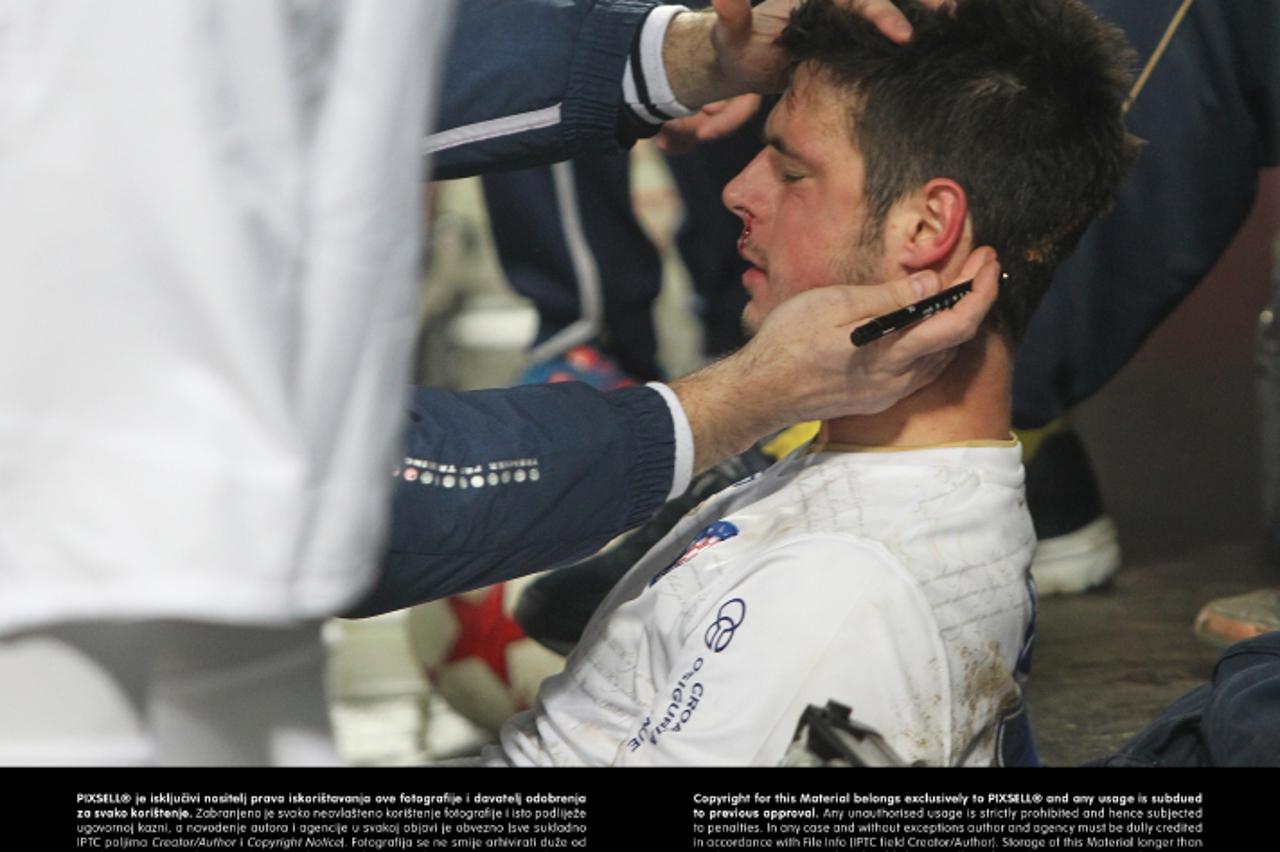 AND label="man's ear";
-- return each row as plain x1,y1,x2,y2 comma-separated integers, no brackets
892,178,968,270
